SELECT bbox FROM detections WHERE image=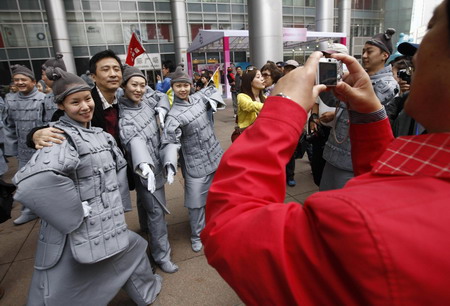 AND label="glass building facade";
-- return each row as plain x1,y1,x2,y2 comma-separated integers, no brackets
0,0,387,85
